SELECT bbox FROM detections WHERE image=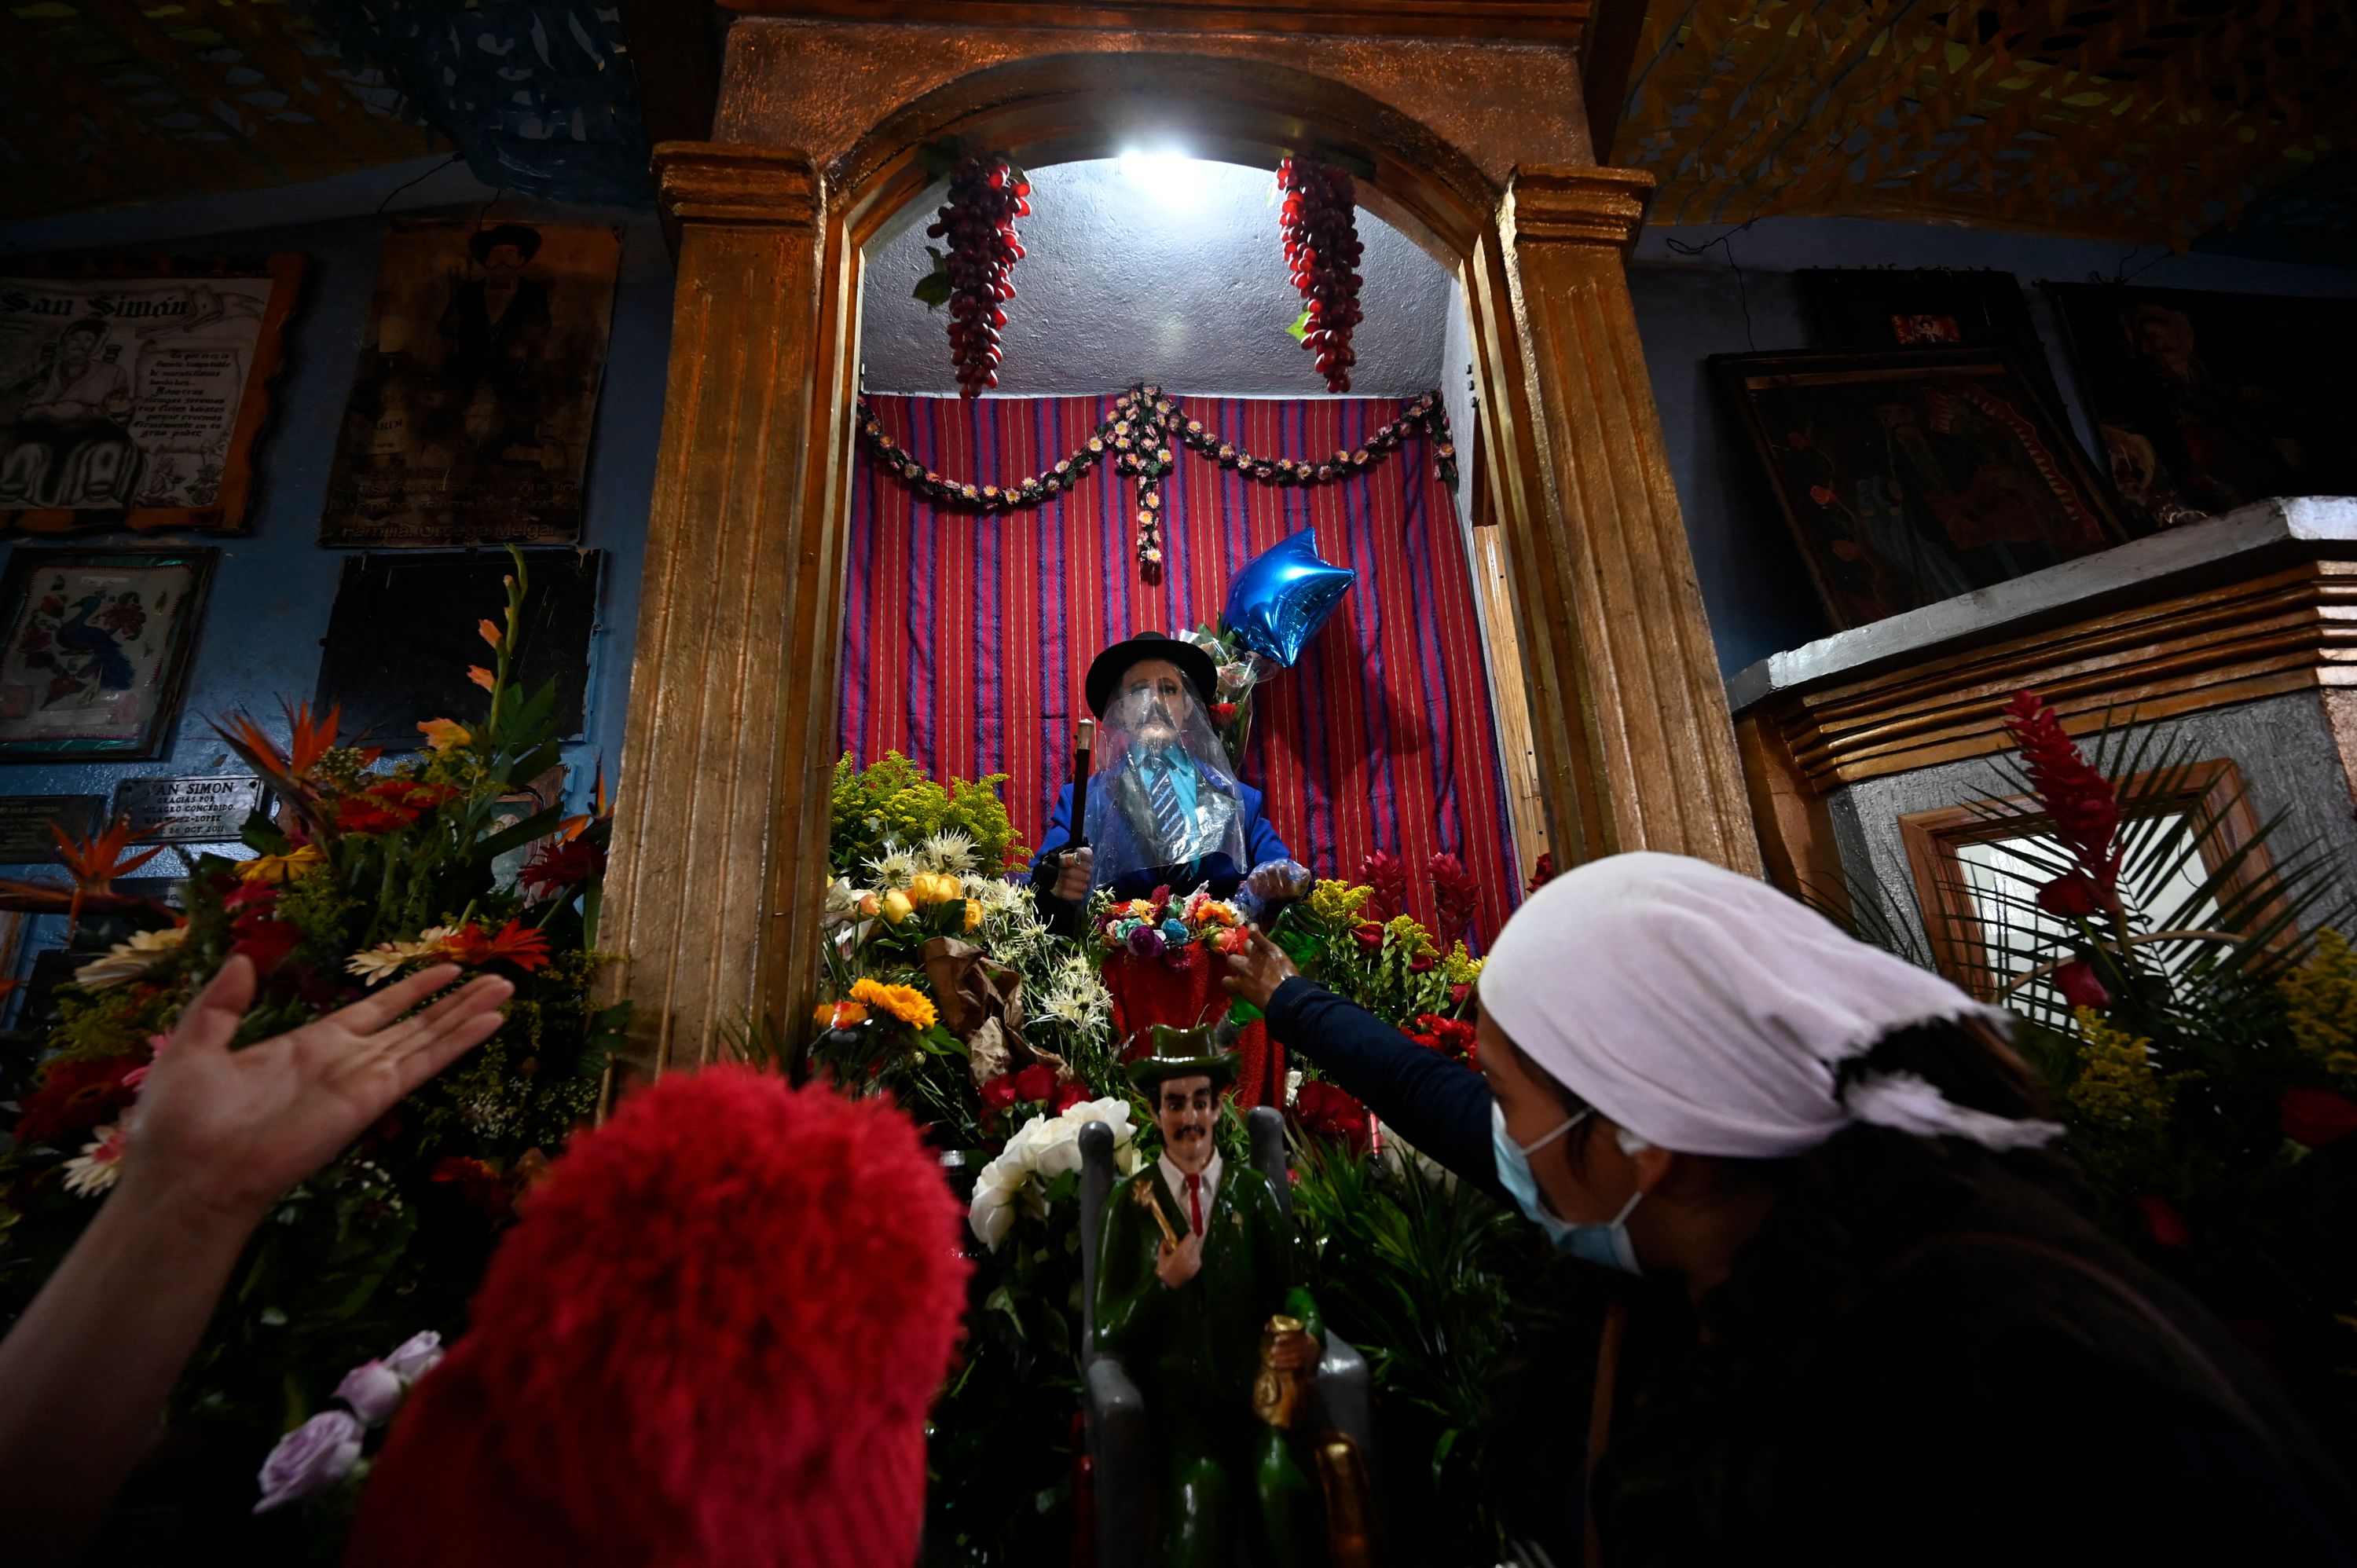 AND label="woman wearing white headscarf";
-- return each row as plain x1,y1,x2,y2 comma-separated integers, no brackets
1226,852,2355,1566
